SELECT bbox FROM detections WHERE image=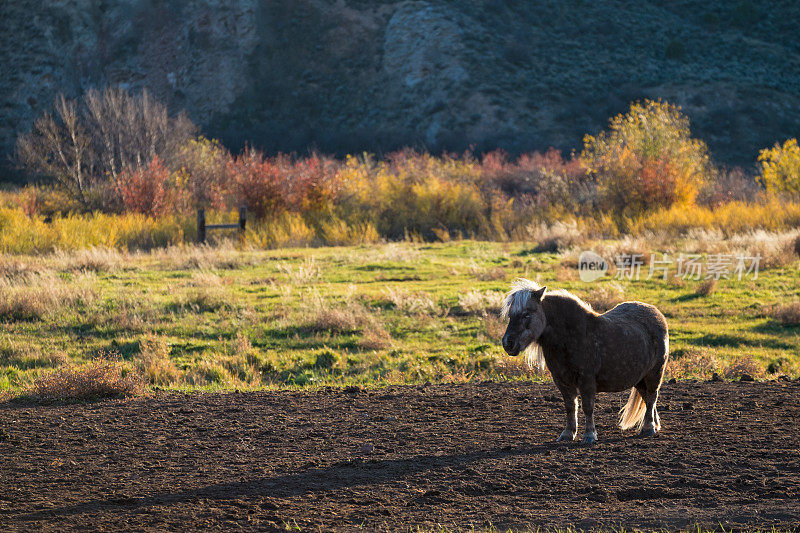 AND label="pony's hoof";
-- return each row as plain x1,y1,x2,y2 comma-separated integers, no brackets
581,432,597,445
556,430,576,442
638,427,657,437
